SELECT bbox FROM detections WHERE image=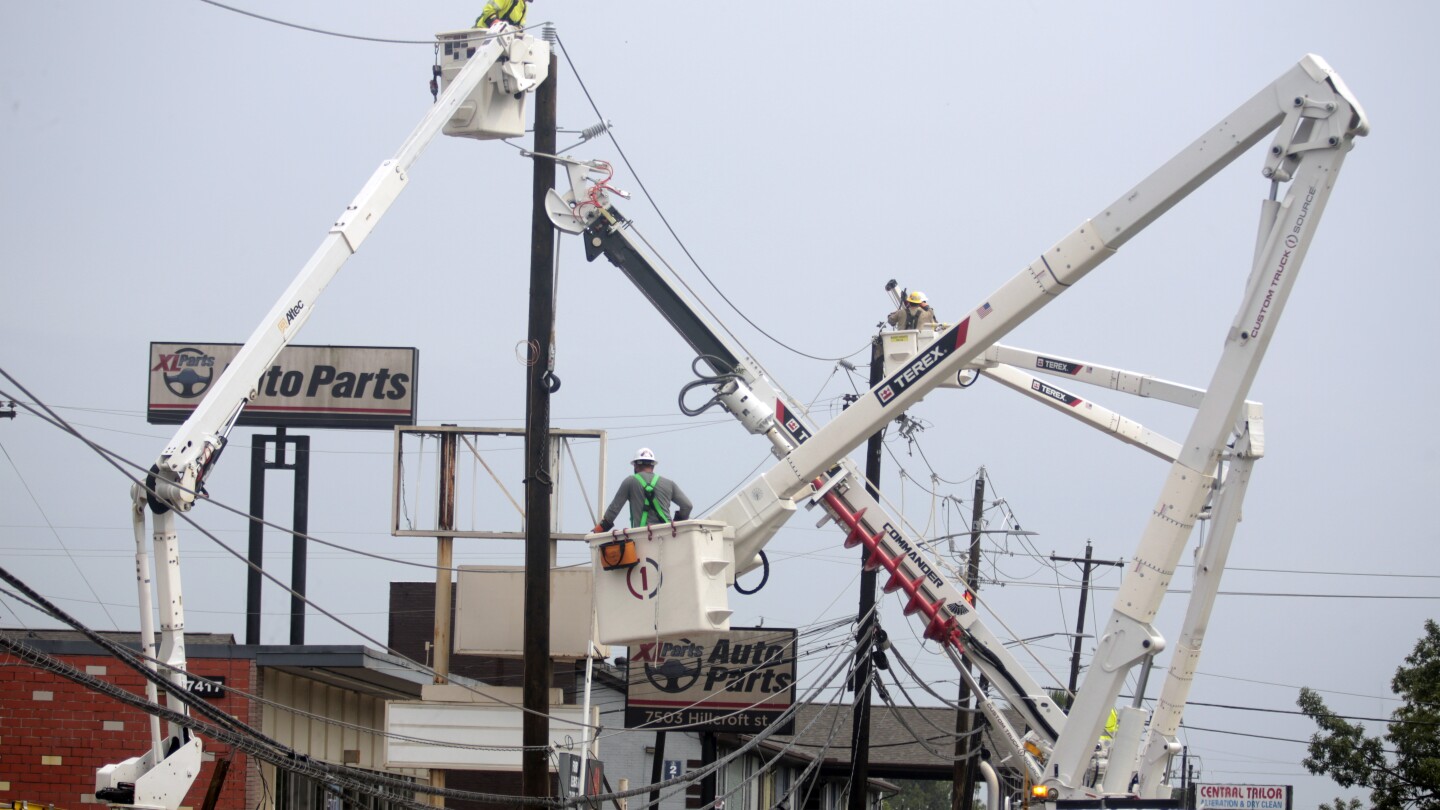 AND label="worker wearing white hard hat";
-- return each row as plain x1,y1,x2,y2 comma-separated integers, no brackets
595,448,694,531
887,289,938,331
